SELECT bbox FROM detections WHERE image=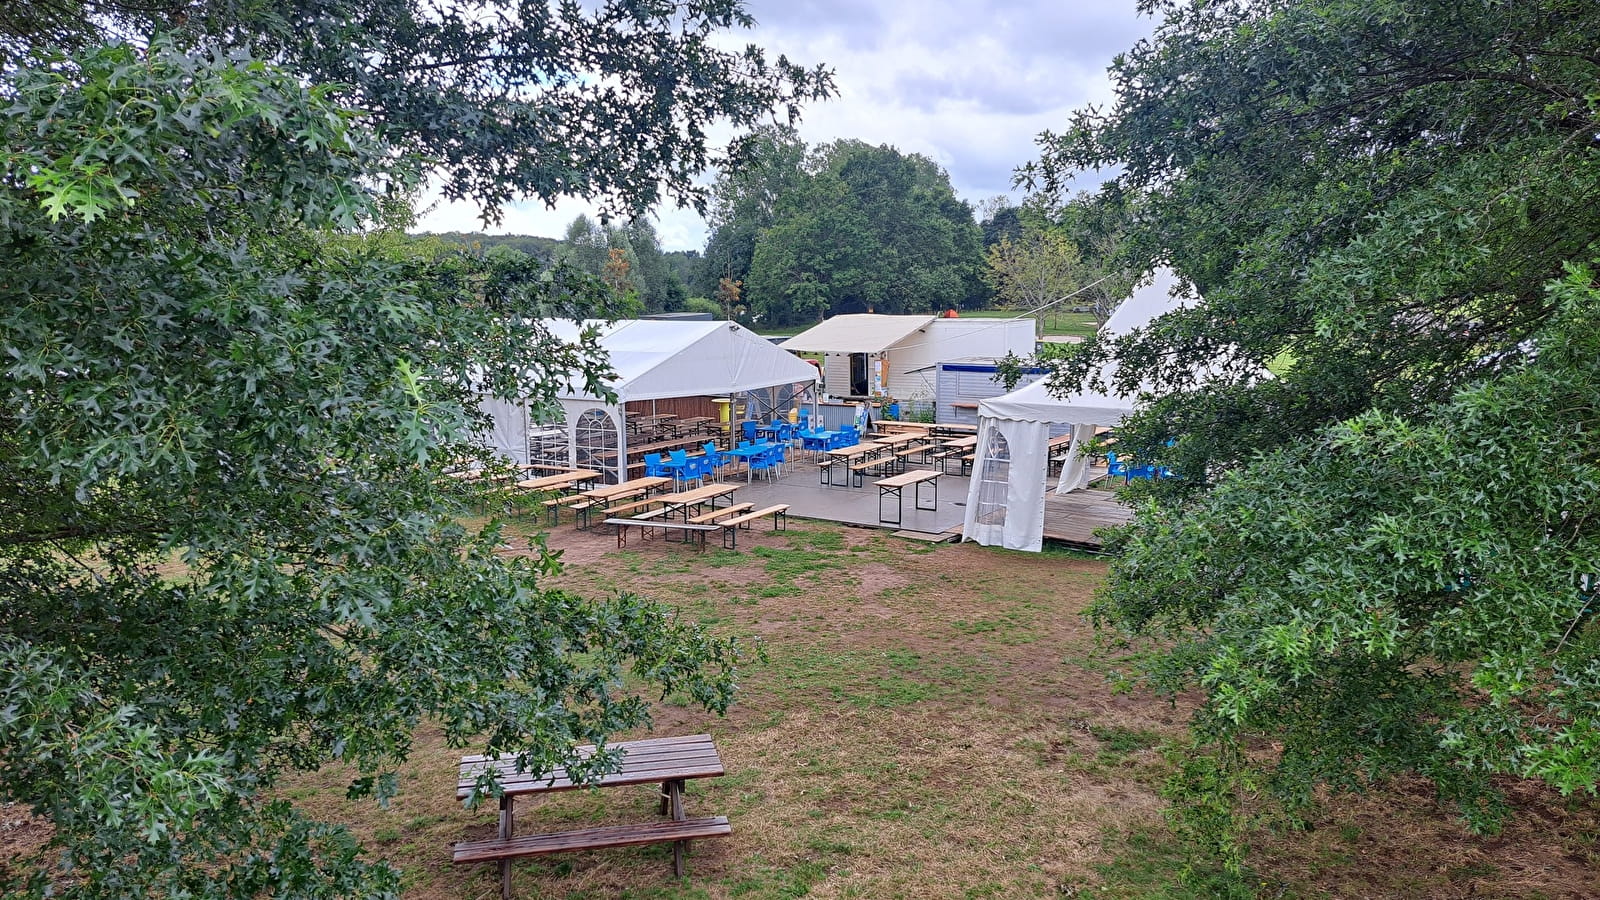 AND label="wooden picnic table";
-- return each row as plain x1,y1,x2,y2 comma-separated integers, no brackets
608,483,738,548
821,441,885,486
522,463,582,474
877,421,932,434
582,476,671,502
875,432,921,447
514,469,600,493
944,435,978,450
874,469,941,526
653,482,738,517
454,734,729,896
